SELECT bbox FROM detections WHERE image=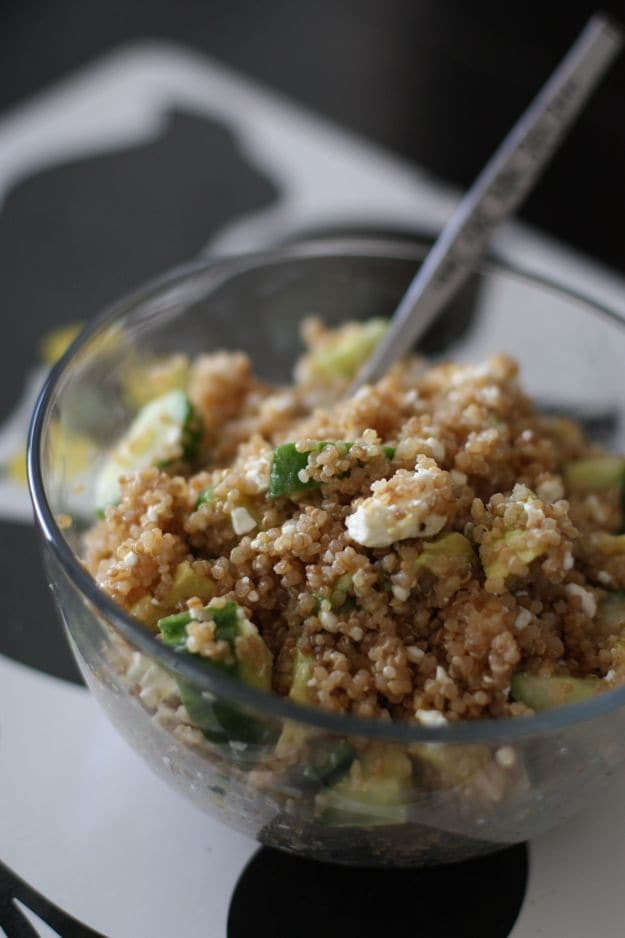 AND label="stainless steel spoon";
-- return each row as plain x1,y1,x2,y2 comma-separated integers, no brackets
349,14,622,394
